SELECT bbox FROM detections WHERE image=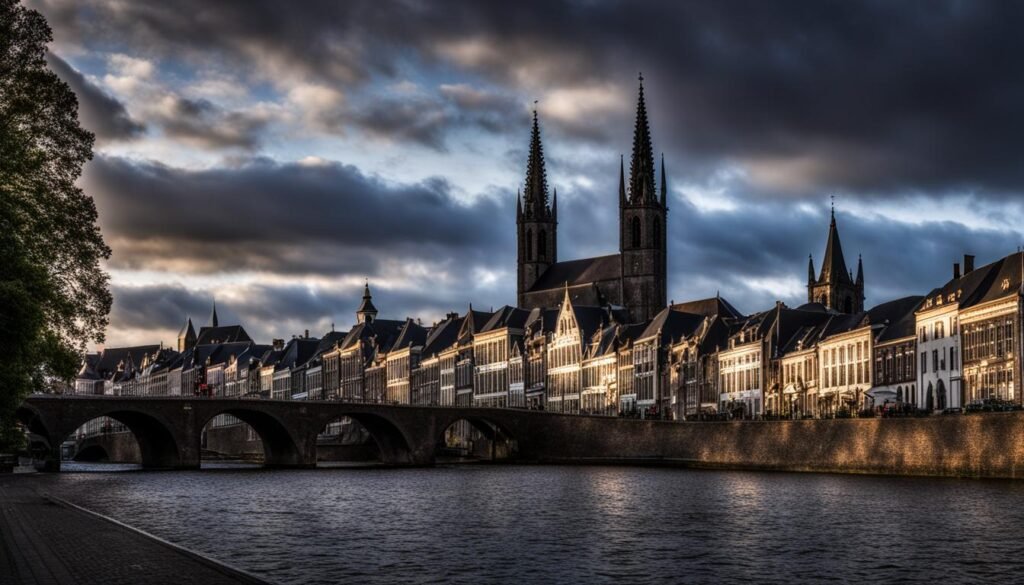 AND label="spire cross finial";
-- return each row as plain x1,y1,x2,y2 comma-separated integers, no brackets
830,194,835,216
638,71,644,84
